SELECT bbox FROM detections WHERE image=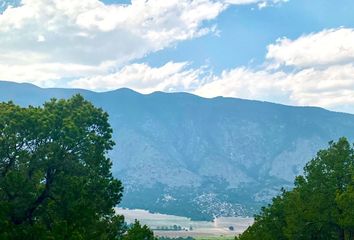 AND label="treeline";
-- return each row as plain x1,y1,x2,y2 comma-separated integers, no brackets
155,225,187,231
236,138,354,240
